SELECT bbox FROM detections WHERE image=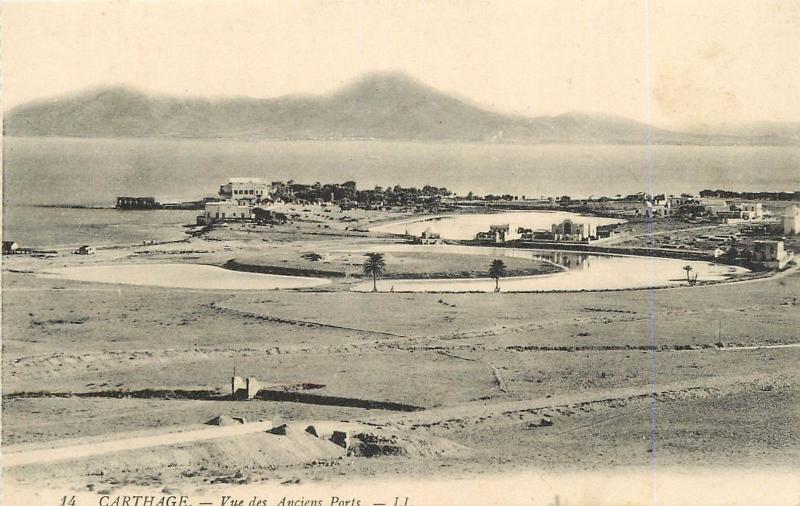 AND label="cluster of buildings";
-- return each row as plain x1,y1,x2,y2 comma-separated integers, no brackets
270,181,454,211
197,177,270,225
473,219,621,244
720,205,798,269
672,197,767,223
195,178,458,225
574,192,784,224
